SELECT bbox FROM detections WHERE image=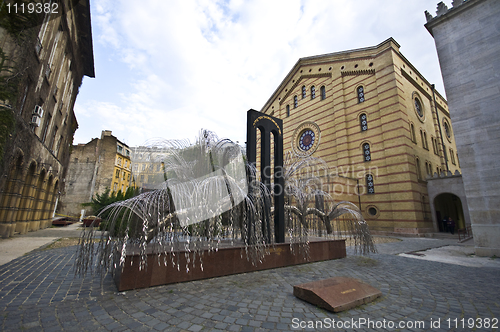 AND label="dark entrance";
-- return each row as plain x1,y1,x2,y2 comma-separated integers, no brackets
434,193,465,232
